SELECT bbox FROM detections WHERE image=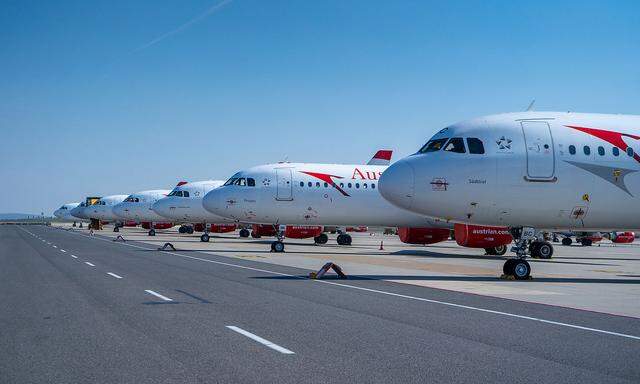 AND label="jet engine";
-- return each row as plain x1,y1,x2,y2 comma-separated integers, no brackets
209,224,237,233
454,224,512,254
284,225,323,239
397,227,450,245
